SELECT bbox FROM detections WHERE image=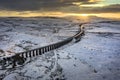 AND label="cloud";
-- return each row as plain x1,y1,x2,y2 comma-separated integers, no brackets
80,4,120,13
60,4,120,13
0,0,100,11
0,0,119,14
